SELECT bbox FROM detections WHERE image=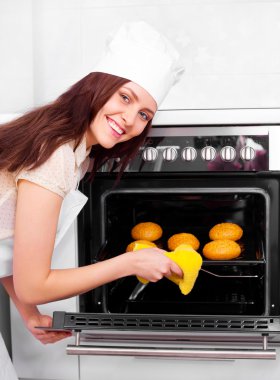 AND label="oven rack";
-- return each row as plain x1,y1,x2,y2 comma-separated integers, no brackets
201,259,265,265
